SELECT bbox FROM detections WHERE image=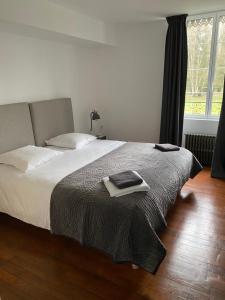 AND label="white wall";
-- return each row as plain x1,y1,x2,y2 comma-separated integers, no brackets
0,21,168,142
0,0,115,45
74,21,167,142
182,118,219,146
0,31,94,132
0,32,75,105
183,118,219,135
0,30,105,133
